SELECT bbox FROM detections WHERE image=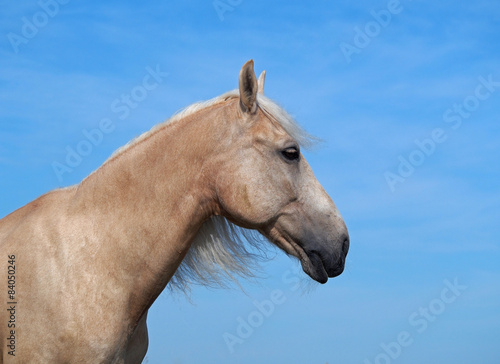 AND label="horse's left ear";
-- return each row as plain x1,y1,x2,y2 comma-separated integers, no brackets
239,60,258,113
